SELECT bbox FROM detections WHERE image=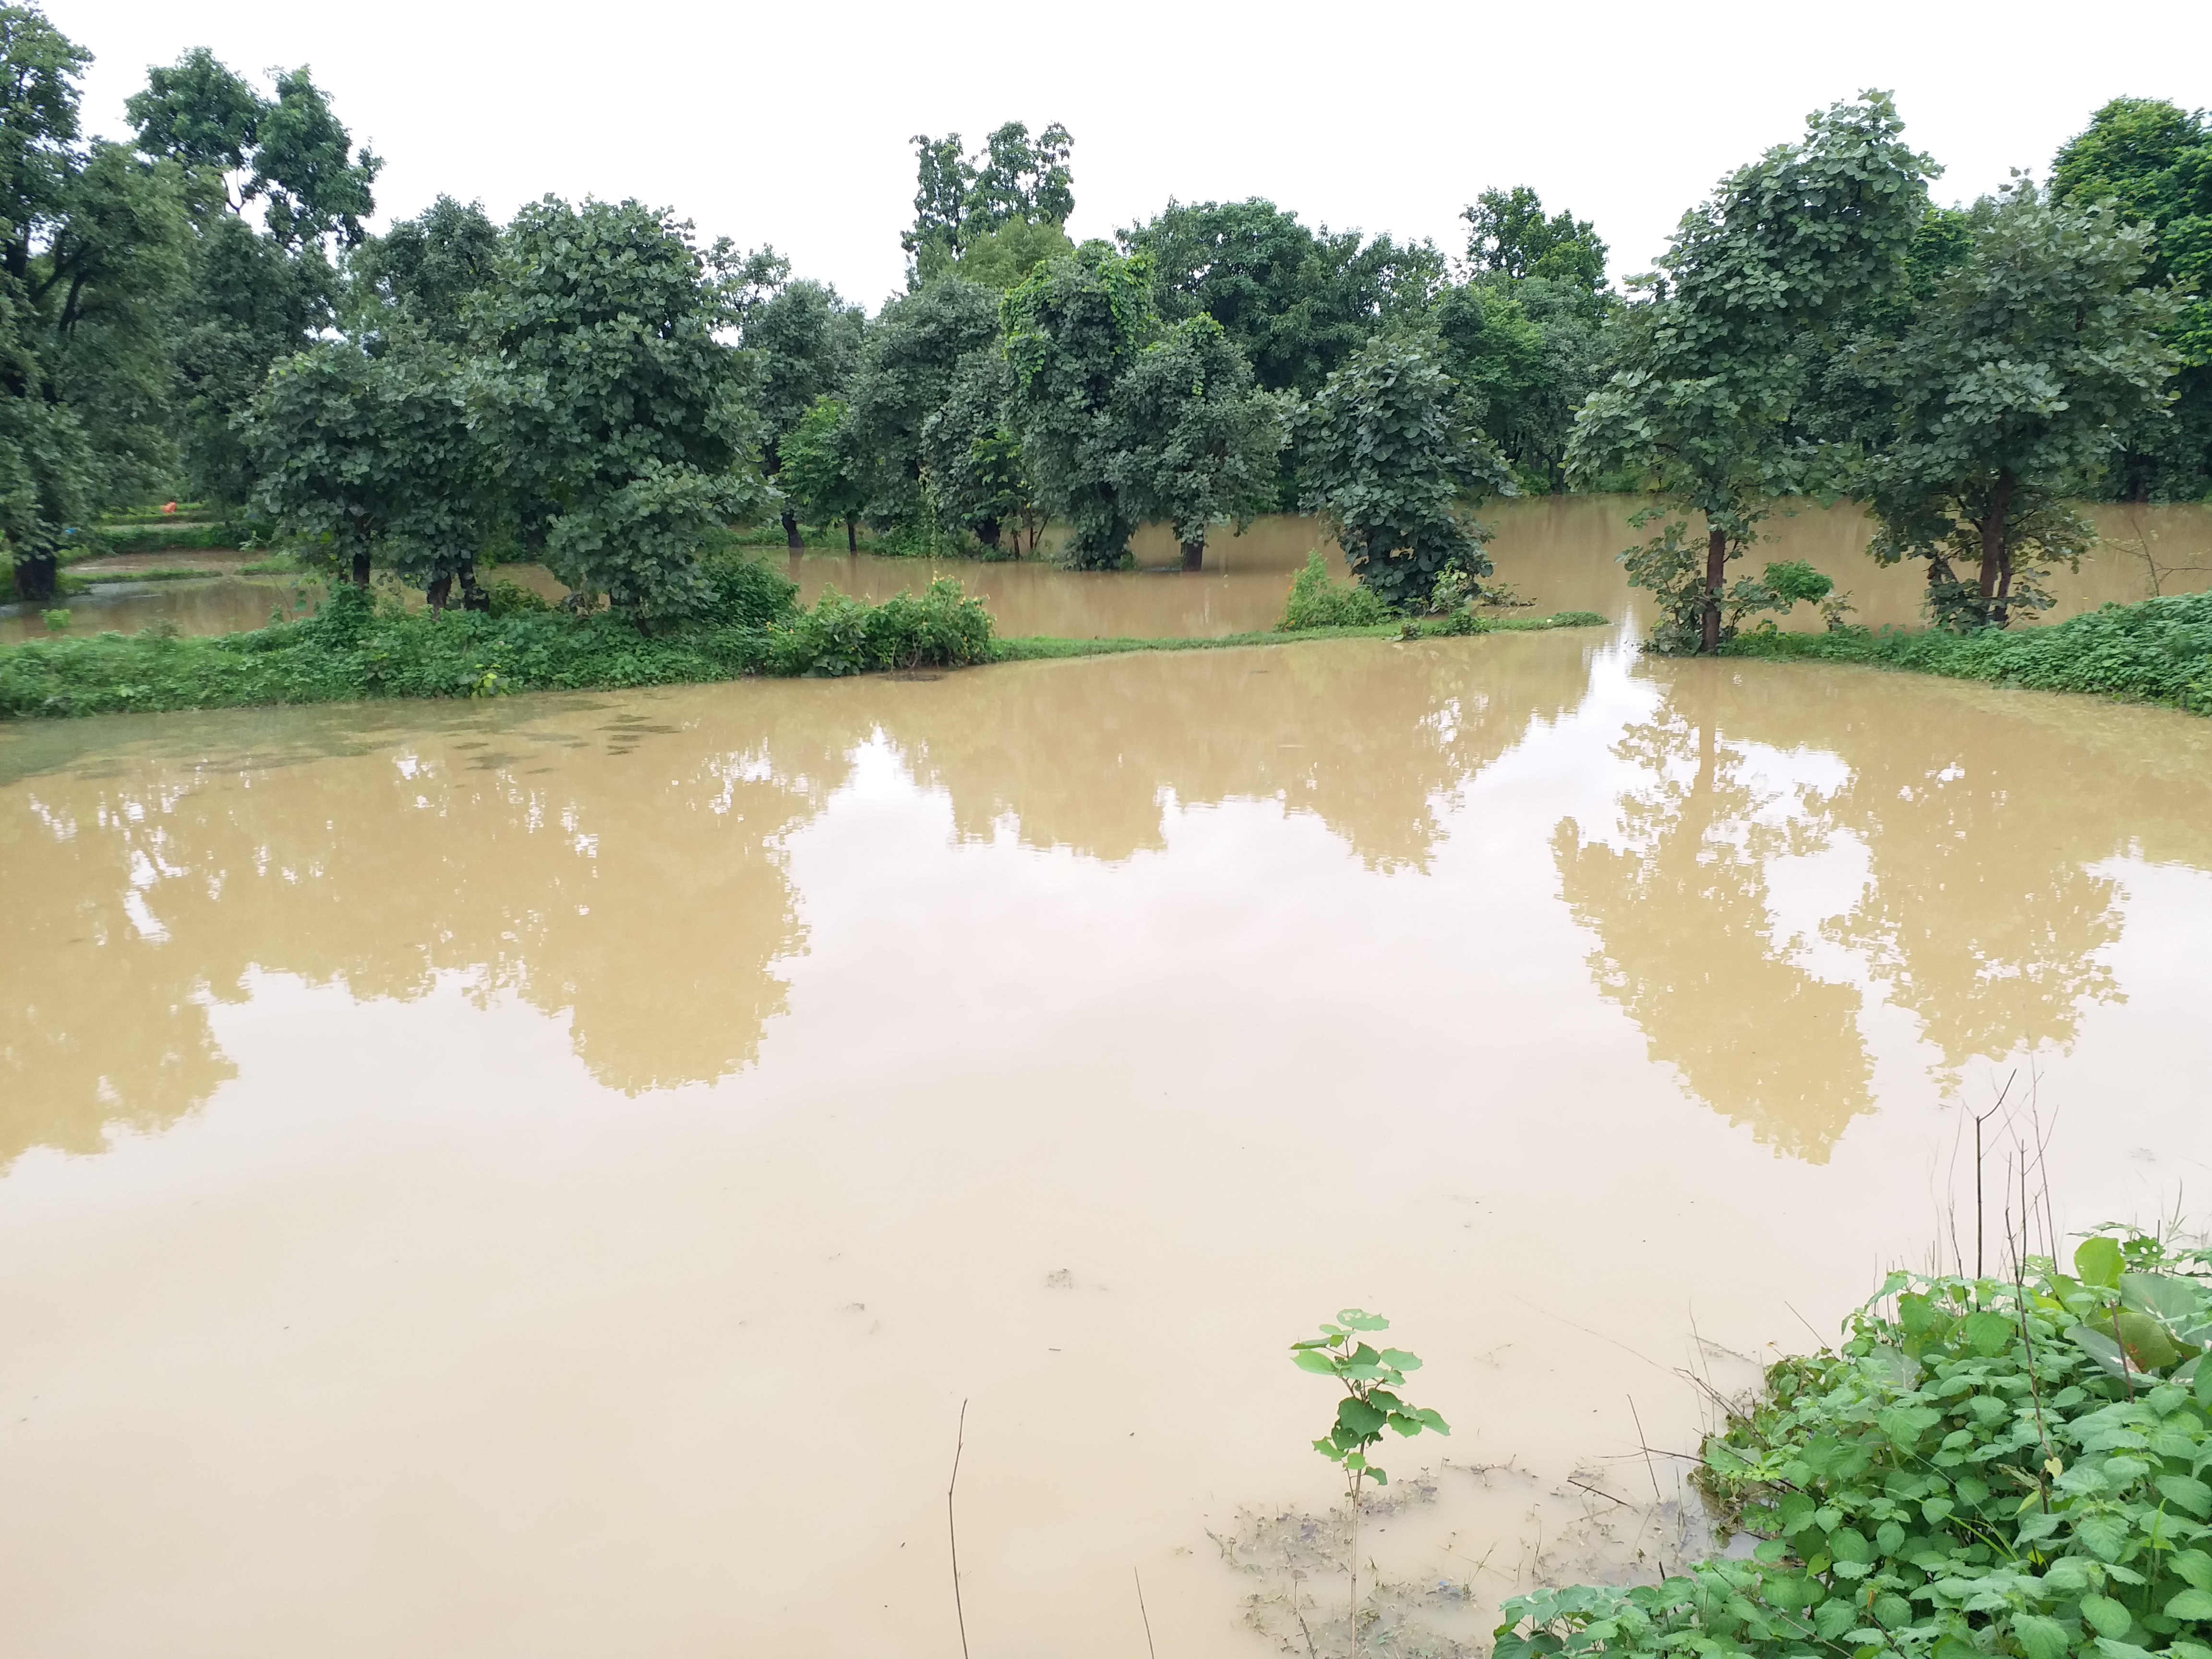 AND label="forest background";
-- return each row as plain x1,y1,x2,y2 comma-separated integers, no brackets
2,2,2208,648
